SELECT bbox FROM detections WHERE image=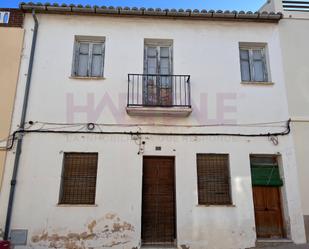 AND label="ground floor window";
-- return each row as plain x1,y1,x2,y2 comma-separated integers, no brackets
196,154,232,205
59,152,98,205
